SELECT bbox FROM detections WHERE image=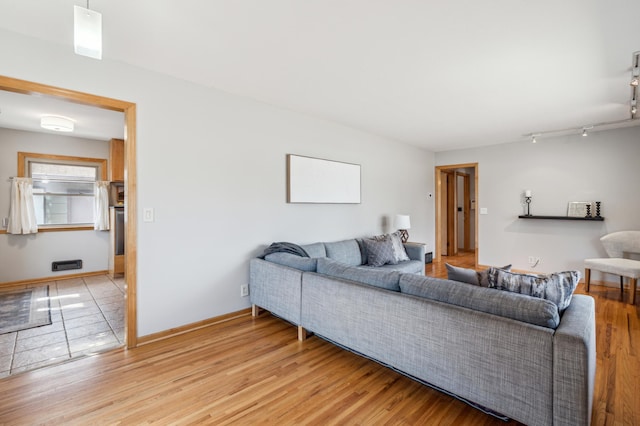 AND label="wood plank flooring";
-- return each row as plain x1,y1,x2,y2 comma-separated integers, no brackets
0,253,637,425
